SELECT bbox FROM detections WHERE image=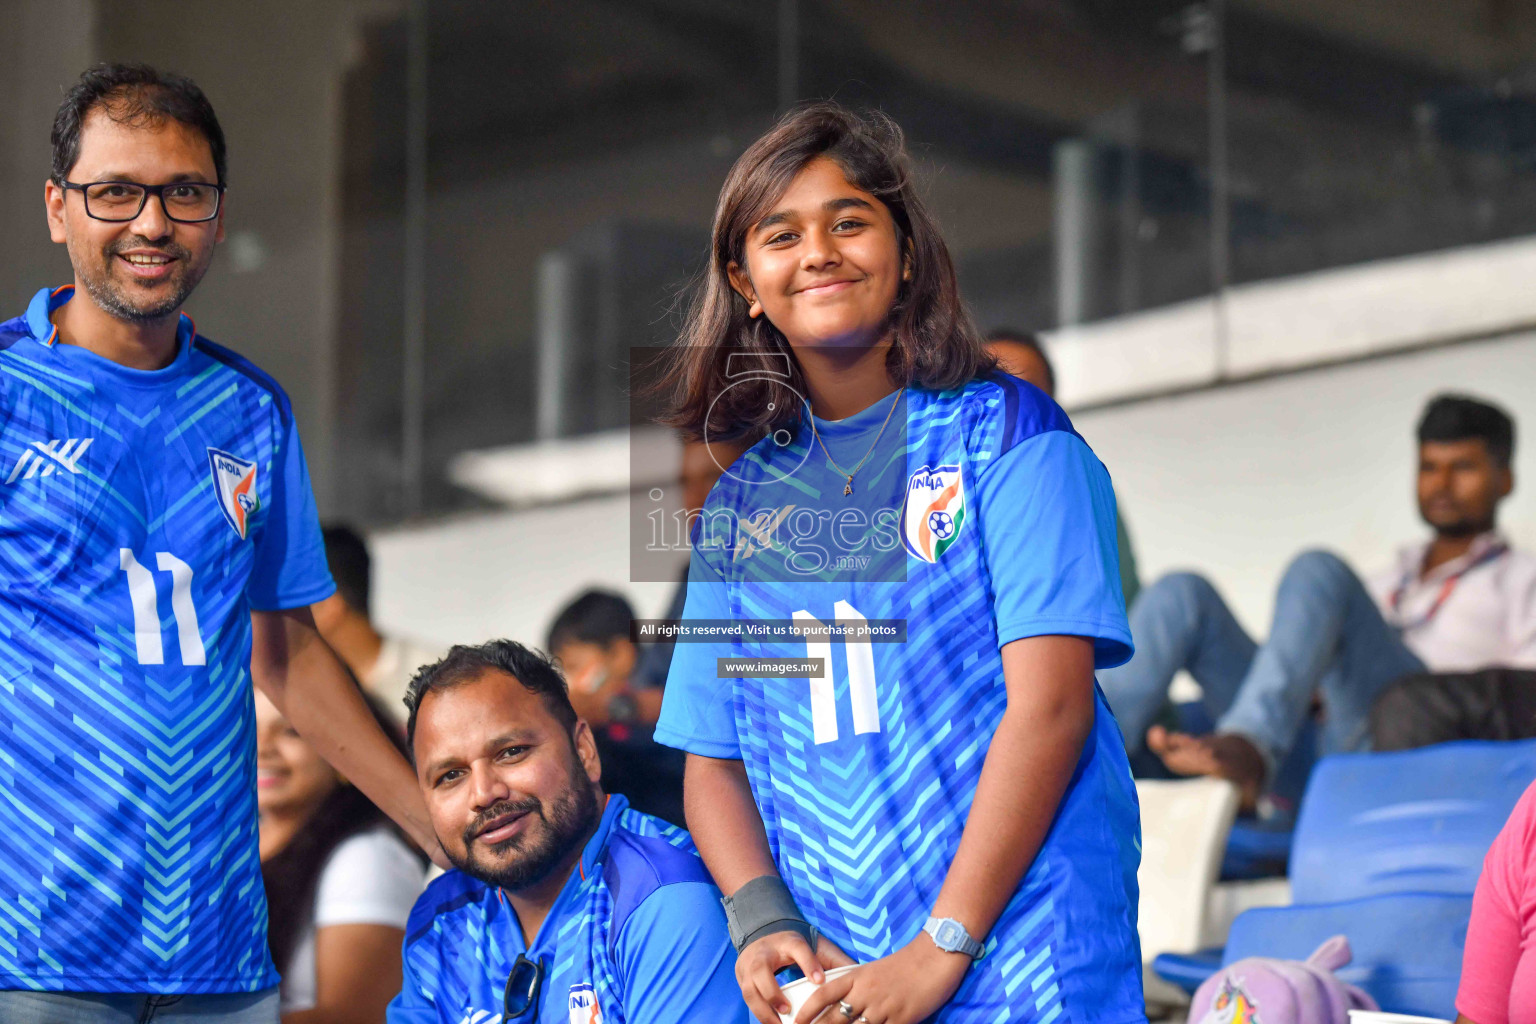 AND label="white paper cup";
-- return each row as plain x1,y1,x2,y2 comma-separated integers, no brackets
1347,1011,1452,1024
777,965,860,1024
